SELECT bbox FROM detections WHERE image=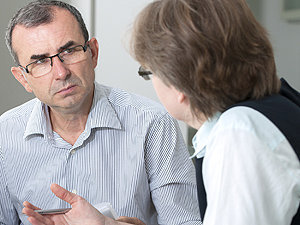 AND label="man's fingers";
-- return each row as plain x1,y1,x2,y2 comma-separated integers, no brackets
23,208,54,225
117,216,146,225
23,201,41,210
50,183,79,205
